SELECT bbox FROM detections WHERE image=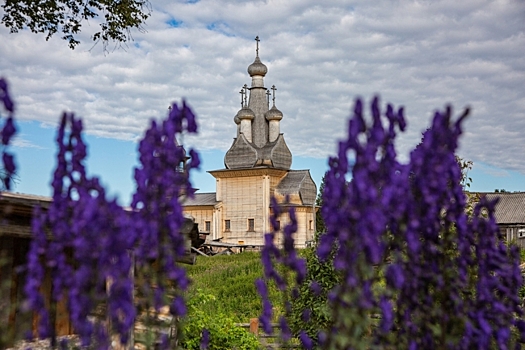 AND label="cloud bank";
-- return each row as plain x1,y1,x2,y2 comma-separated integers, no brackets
1,0,524,175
